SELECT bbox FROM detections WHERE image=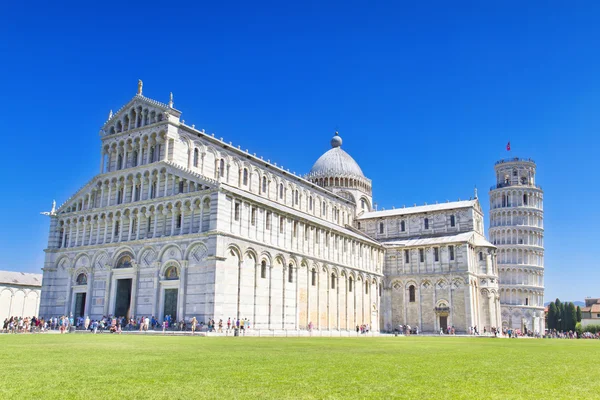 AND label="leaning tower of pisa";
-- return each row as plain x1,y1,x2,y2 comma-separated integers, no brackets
489,158,545,333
